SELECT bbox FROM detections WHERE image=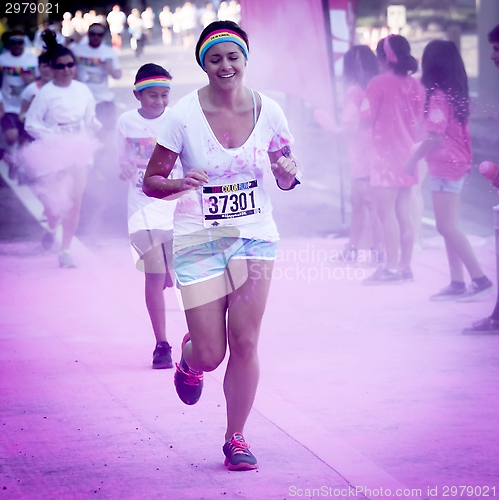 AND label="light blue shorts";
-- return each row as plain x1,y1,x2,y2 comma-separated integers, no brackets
173,237,278,286
430,175,466,194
